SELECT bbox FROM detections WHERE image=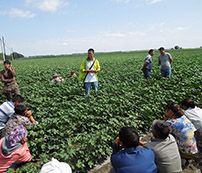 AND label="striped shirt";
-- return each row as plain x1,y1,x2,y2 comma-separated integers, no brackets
0,101,15,130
